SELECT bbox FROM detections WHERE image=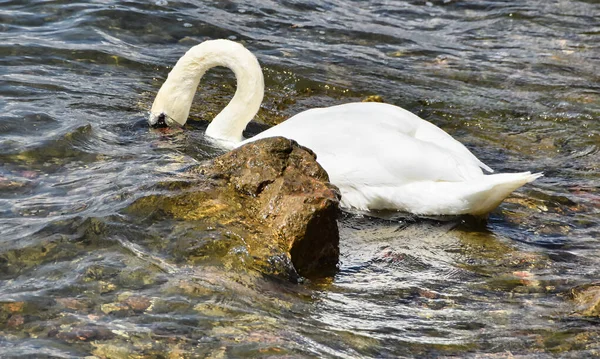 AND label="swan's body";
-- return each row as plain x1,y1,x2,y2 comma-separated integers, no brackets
150,39,541,216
